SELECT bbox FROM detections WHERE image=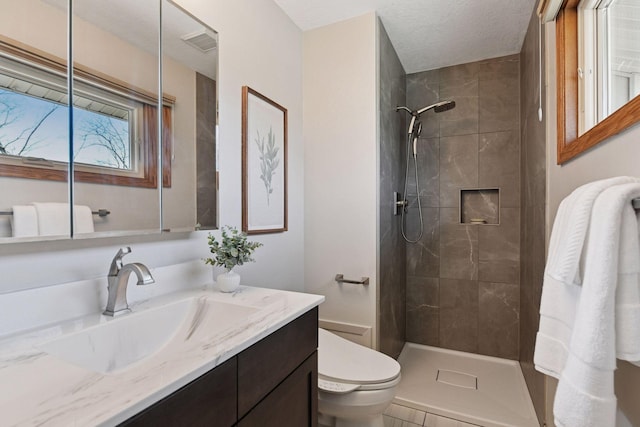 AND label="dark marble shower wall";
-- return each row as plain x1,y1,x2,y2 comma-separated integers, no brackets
196,73,217,228
378,20,407,358
404,55,521,359
519,10,546,425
